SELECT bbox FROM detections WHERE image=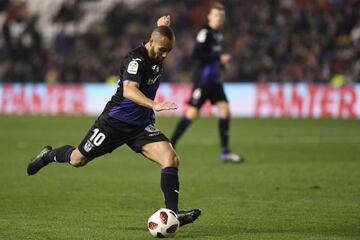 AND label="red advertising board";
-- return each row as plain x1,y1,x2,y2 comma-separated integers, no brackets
0,84,86,114
254,84,357,118
0,83,359,118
